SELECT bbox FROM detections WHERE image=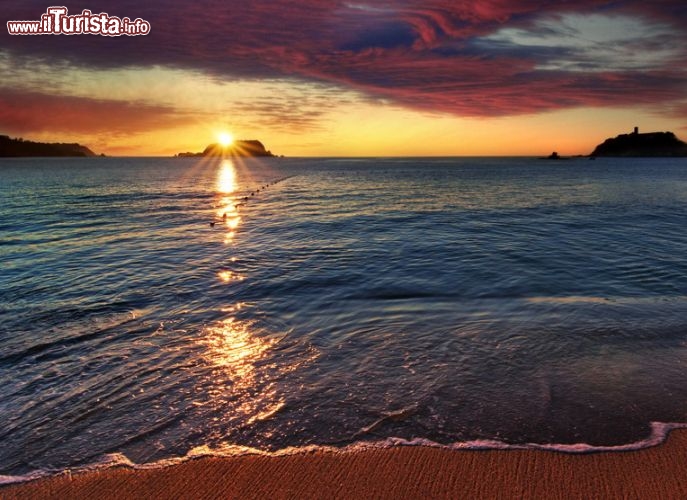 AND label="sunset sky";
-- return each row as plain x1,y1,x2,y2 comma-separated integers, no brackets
1,1,686,156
